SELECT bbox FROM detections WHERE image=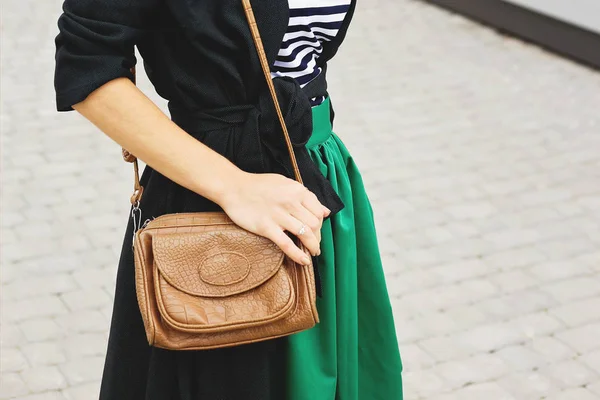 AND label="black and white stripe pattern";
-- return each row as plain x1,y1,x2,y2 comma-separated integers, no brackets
271,0,351,105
